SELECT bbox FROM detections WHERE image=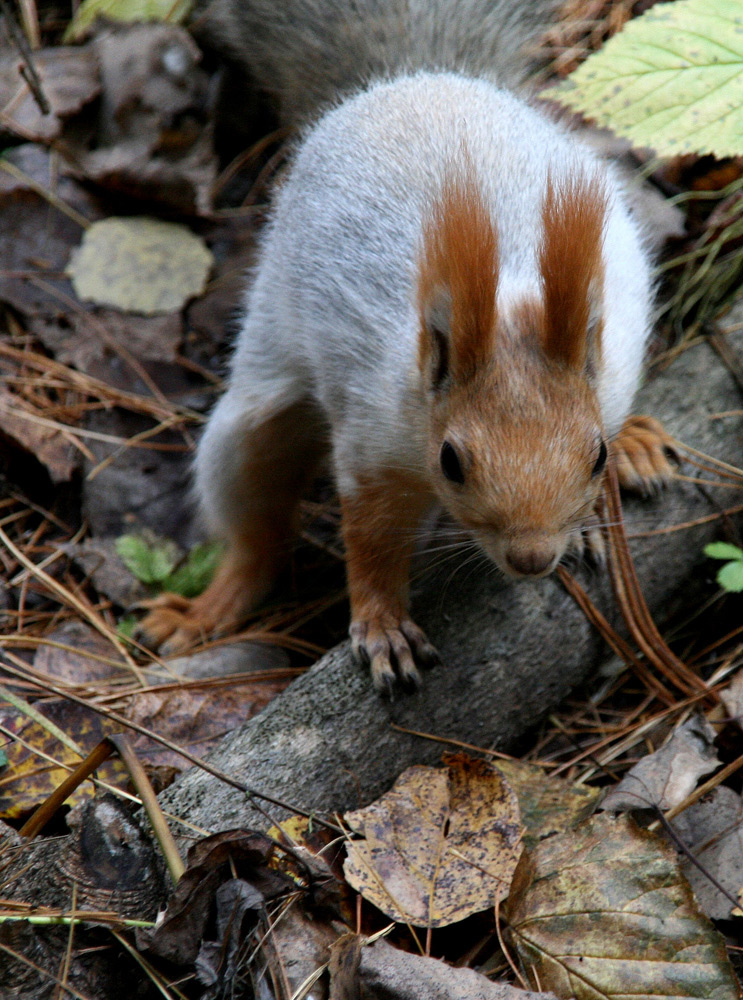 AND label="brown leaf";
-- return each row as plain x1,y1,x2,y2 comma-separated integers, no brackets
0,698,127,818
344,754,522,928
33,622,128,684
672,786,743,921
143,830,293,965
506,812,739,999
126,677,291,770
600,715,720,813
0,46,100,143
0,383,78,482
489,757,599,849
65,23,218,215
